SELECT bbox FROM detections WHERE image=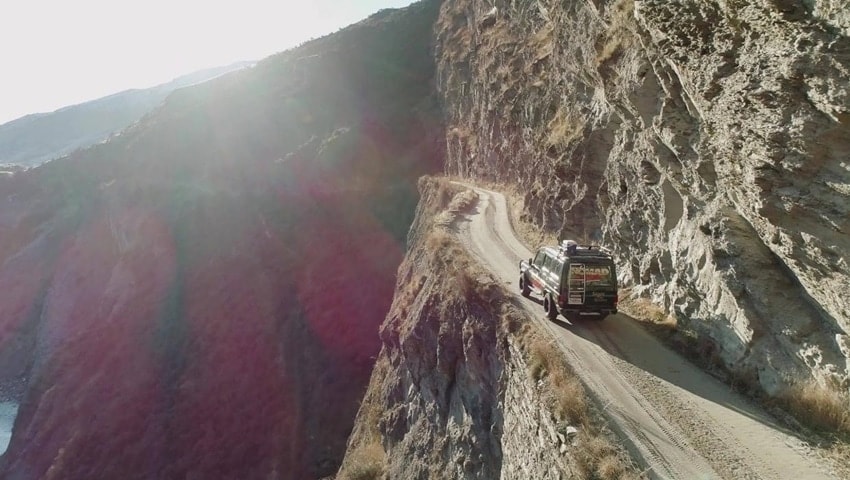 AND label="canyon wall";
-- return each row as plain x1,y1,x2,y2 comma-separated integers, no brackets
435,0,850,395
